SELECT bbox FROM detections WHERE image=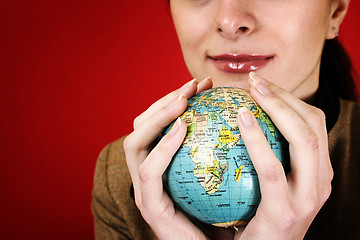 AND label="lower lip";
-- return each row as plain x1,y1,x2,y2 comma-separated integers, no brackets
210,57,273,73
